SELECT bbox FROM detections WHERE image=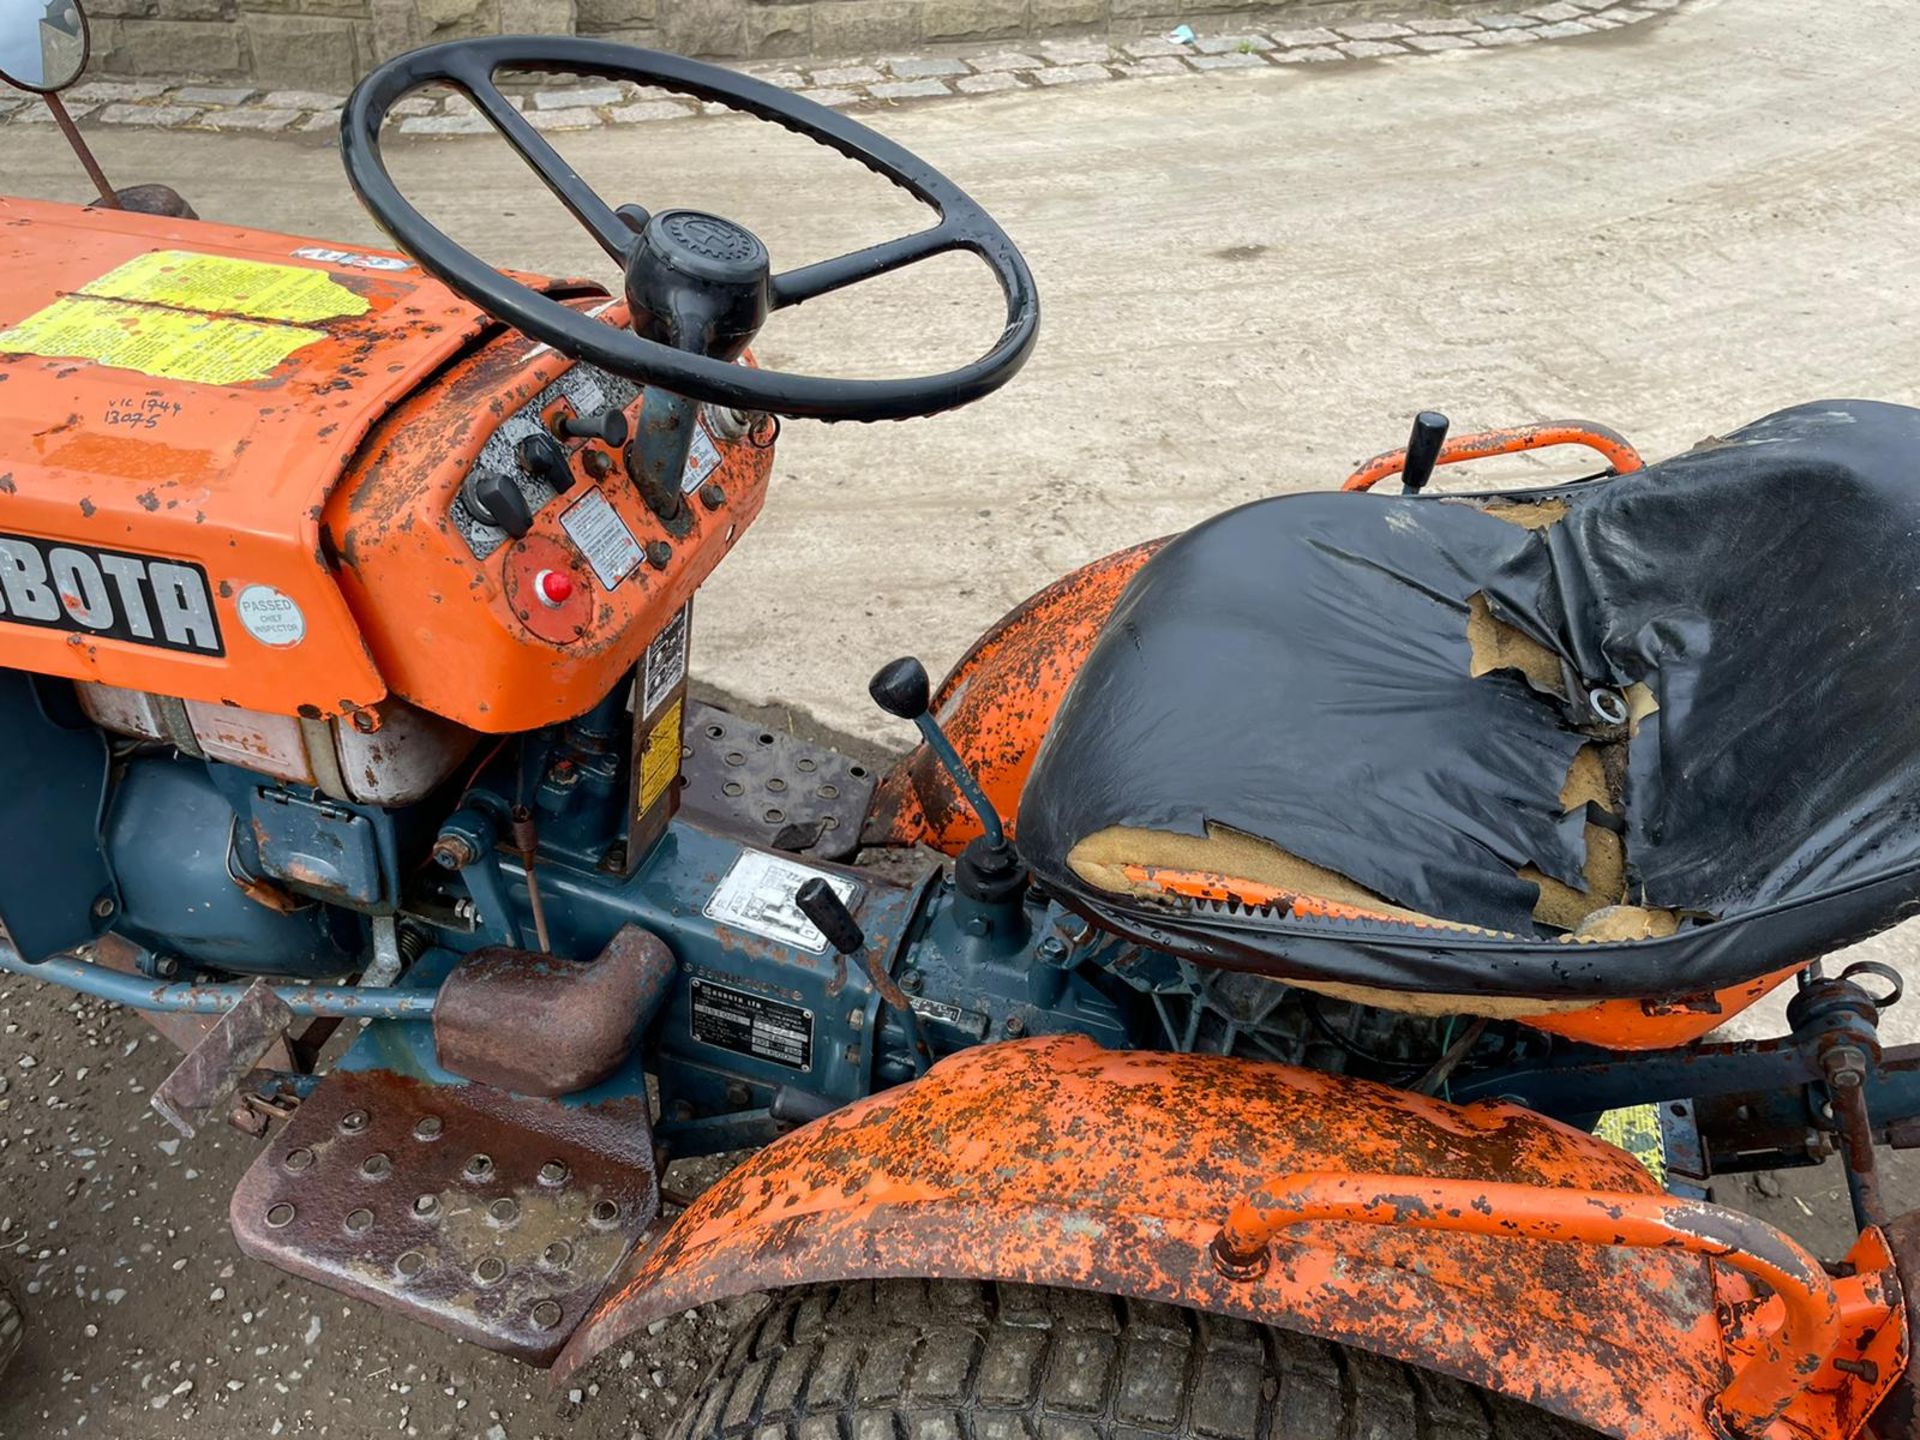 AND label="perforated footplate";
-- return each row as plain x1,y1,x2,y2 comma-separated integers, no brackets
680,699,876,861
230,1066,657,1364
